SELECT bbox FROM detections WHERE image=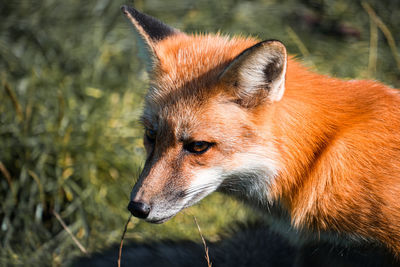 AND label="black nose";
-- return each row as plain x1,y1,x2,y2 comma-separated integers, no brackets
127,201,151,219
